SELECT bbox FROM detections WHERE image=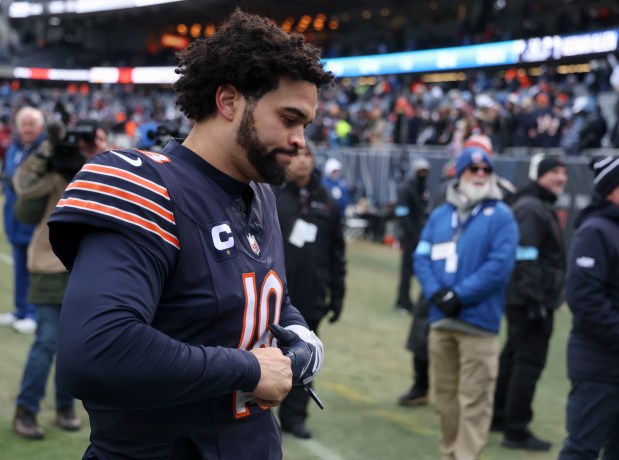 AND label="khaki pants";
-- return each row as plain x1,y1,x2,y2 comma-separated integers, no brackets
429,328,499,460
